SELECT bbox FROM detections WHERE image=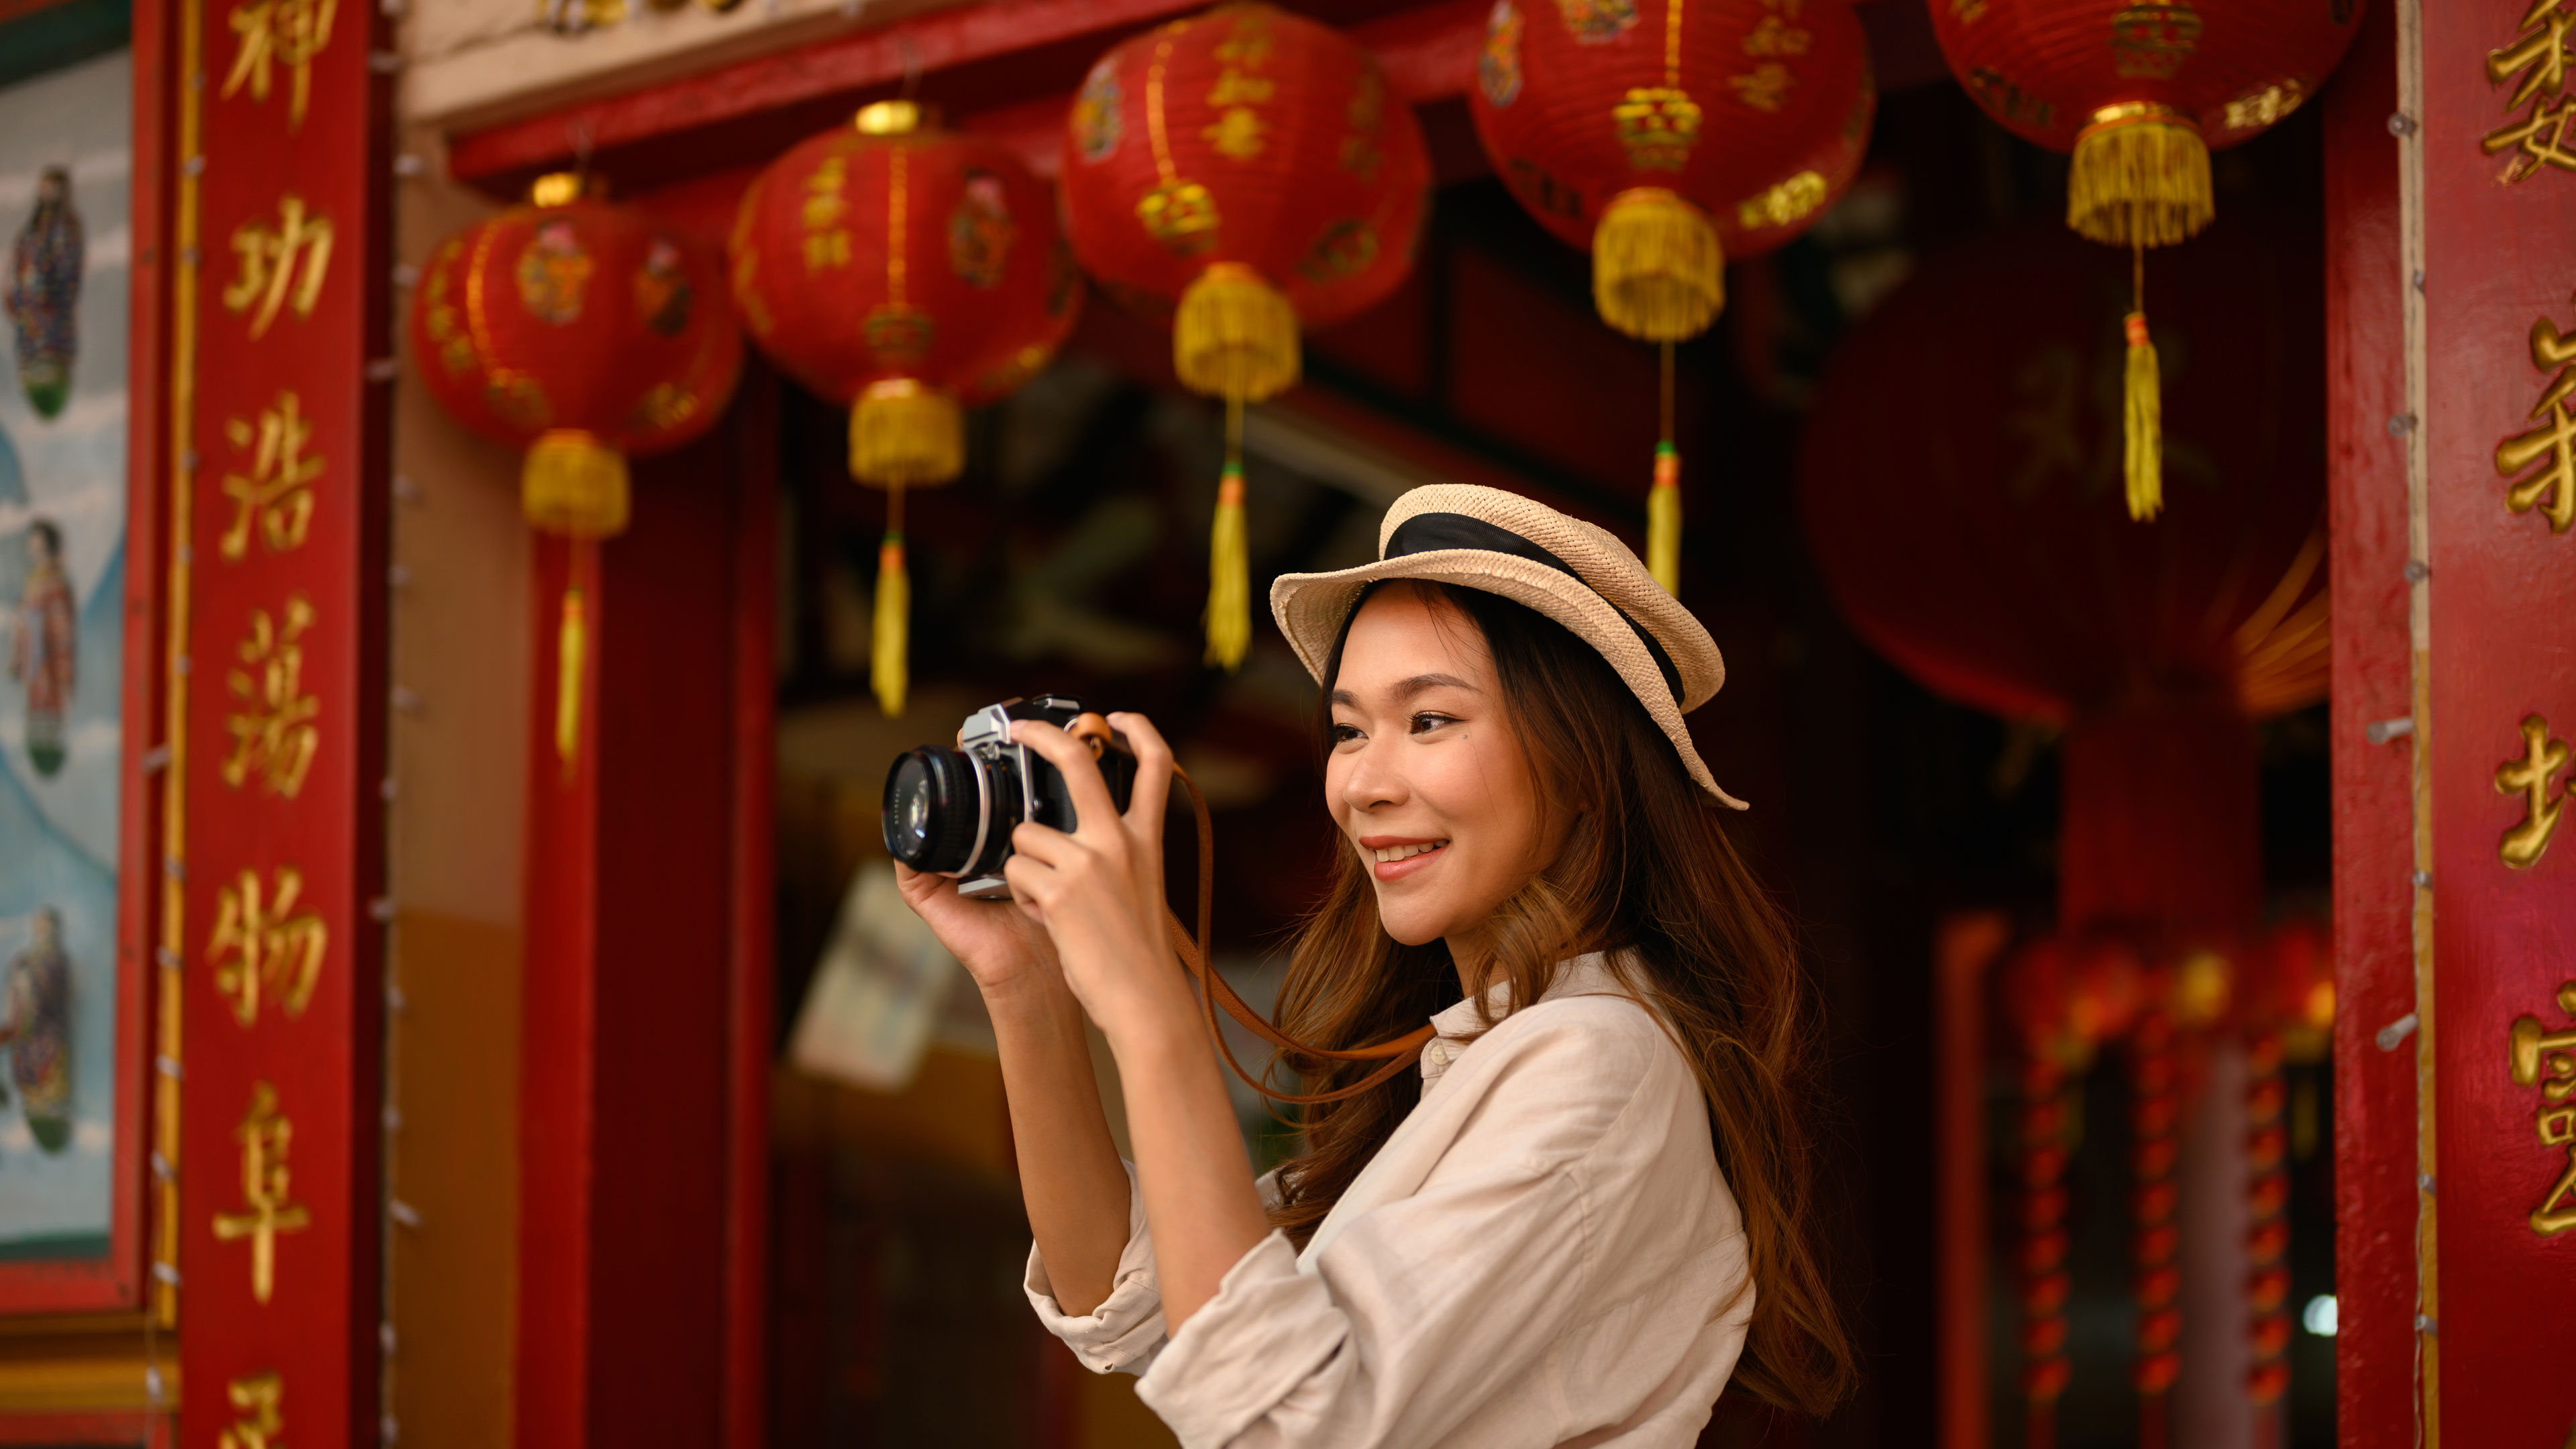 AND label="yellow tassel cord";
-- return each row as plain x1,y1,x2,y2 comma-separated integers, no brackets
1647,342,1682,593
554,540,594,777
523,431,628,777
2066,106,2214,249
1176,264,1301,403
2123,300,2163,522
1204,400,1252,672
849,378,964,488
1593,189,1724,343
873,484,911,718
